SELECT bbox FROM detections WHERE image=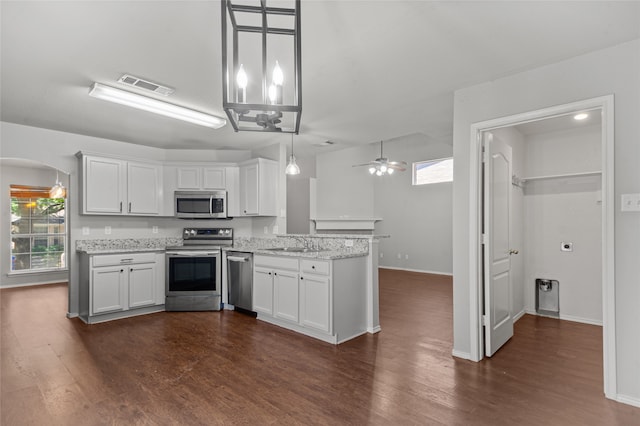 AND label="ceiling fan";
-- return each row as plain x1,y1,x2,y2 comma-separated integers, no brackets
353,141,407,176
